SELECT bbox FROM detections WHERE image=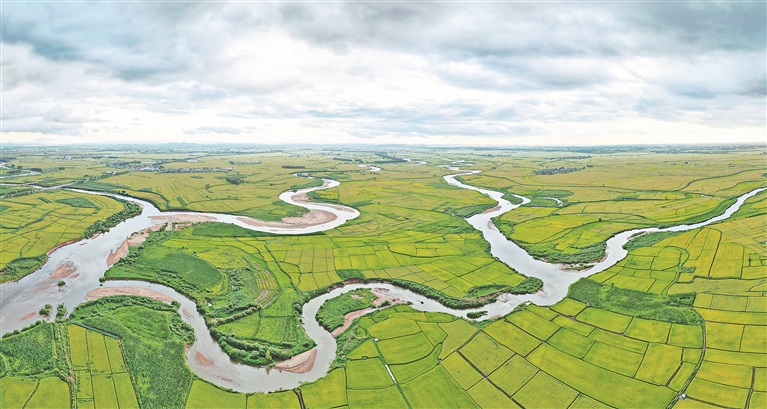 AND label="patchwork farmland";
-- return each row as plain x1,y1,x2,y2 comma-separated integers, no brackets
0,146,764,408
